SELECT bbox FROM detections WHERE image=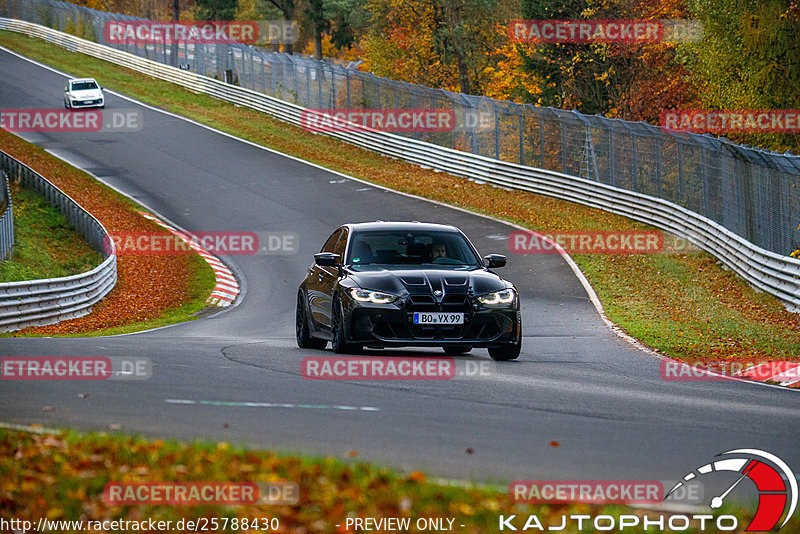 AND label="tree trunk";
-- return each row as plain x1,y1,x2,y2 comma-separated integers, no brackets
446,0,471,94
